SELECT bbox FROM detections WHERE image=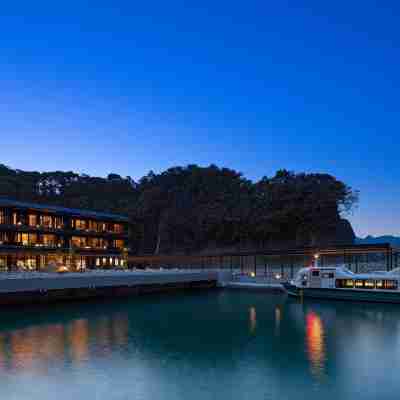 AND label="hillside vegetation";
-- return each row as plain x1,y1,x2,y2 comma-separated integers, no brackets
0,164,358,254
